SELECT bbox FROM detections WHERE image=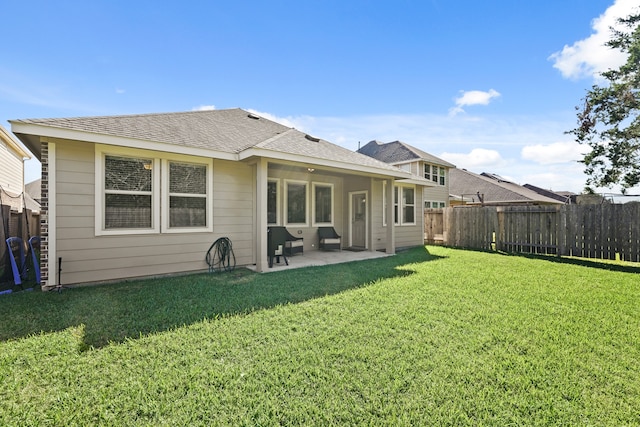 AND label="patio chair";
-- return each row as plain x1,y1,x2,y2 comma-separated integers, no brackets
267,227,287,268
268,226,304,267
318,226,341,251
283,229,304,257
